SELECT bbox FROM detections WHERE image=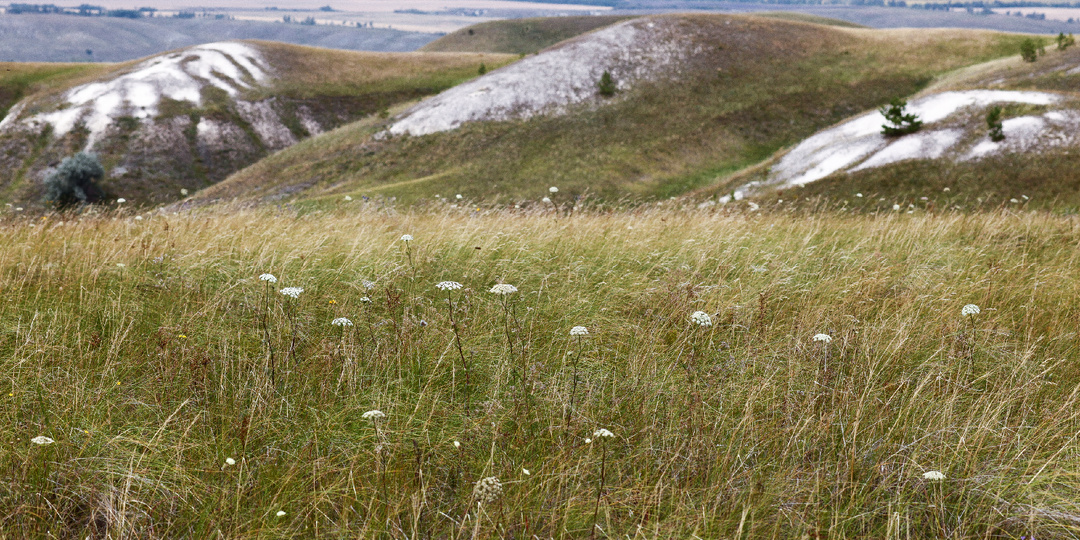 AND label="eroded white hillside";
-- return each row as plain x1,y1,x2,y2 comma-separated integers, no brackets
387,17,696,137
769,90,1063,188
5,42,271,146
